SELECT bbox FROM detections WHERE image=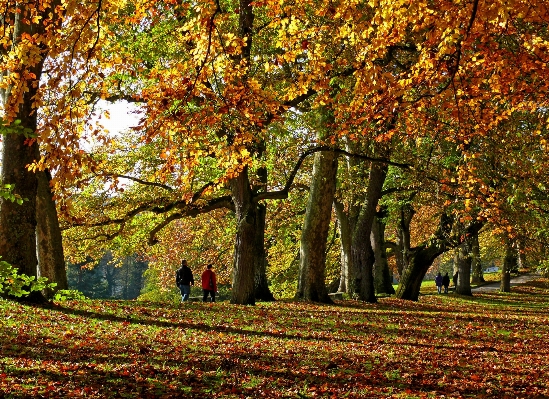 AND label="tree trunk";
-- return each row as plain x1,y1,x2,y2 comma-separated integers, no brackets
372,208,395,295
395,244,447,301
455,242,472,296
500,237,515,293
296,149,338,303
470,231,483,284
36,169,68,297
0,14,46,302
351,153,388,303
395,213,453,301
334,200,353,293
230,168,257,305
254,202,275,301
395,204,415,277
